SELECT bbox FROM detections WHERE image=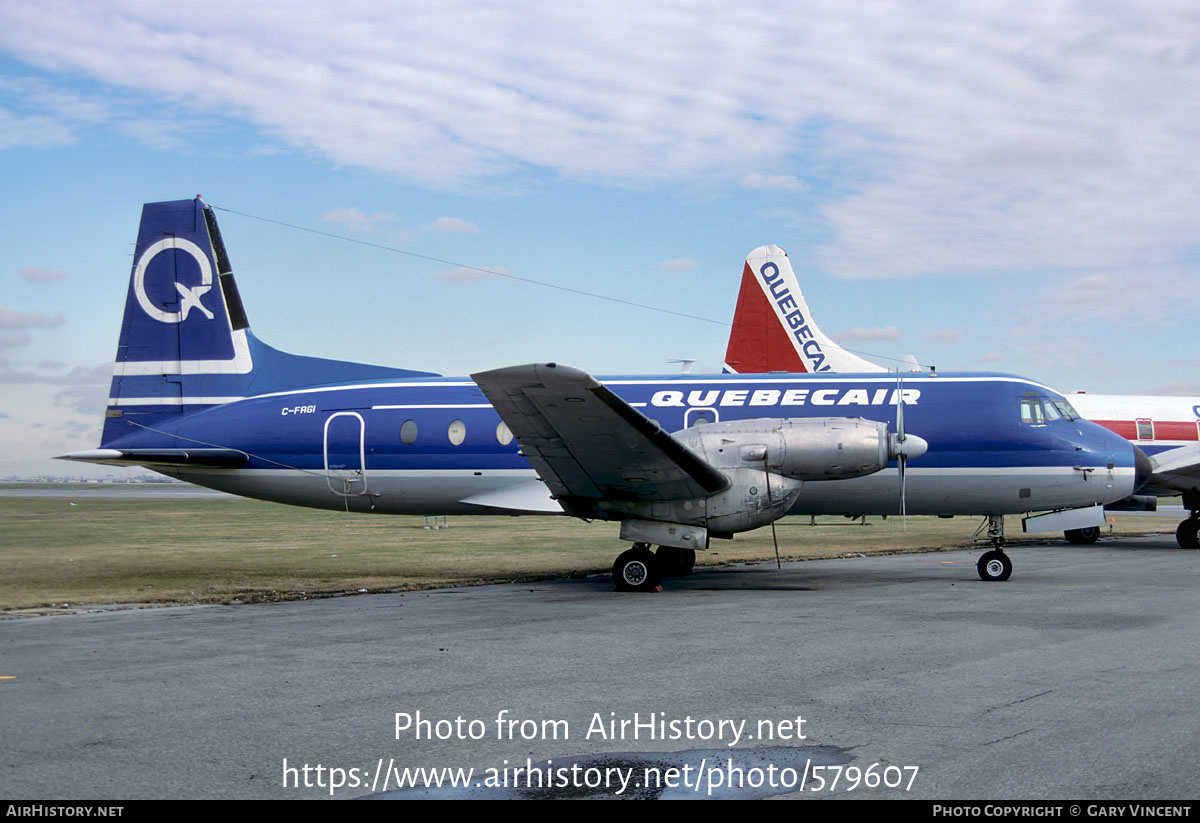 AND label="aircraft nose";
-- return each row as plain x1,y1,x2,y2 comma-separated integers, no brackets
1132,445,1153,491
